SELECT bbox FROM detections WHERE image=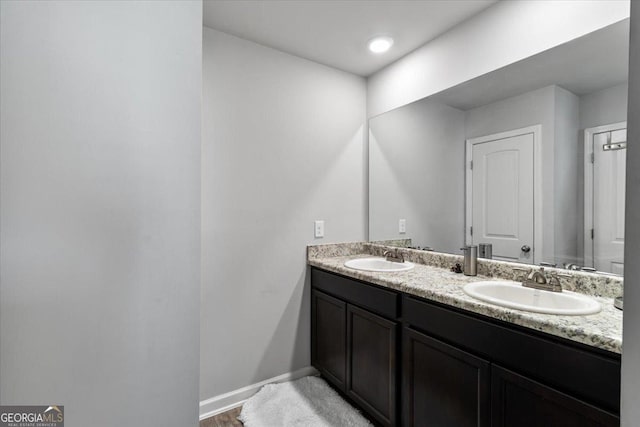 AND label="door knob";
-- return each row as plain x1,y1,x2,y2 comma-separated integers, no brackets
521,245,531,253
